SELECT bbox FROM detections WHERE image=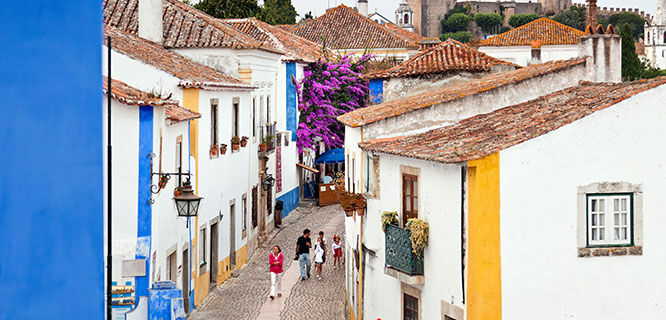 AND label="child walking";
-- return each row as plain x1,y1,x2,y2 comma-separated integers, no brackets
332,235,343,269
